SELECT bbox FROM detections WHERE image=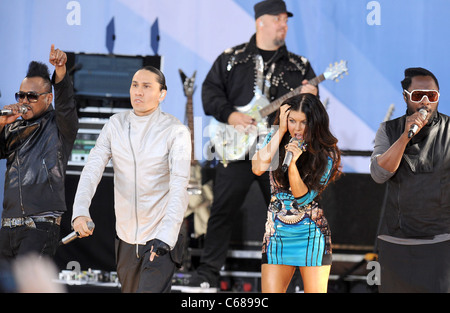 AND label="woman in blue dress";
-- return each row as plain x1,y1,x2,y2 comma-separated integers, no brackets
252,93,341,293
